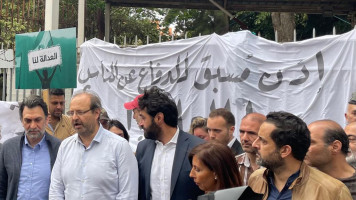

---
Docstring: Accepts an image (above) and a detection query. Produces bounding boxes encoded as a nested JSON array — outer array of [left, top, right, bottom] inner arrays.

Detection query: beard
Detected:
[[25, 128, 45, 141], [143, 119, 162, 141], [346, 152, 356, 167], [257, 149, 284, 171]]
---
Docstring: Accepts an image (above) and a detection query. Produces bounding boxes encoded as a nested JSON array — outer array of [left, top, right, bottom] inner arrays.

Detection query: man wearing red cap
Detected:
[[124, 94, 144, 128]]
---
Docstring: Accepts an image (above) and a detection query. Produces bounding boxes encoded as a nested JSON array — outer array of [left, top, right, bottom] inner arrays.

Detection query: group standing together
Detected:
[[0, 87, 355, 200]]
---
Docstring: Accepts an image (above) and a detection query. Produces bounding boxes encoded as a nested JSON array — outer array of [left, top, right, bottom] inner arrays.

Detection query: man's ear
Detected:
[[94, 108, 101, 120], [155, 112, 164, 124], [229, 126, 235, 136], [331, 140, 342, 154], [280, 145, 292, 158]]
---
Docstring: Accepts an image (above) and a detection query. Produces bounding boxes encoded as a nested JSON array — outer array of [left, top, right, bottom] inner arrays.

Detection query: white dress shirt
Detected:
[[228, 136, 237, 148], [49, 125, 138, 200], [150, 129, 179, 200]]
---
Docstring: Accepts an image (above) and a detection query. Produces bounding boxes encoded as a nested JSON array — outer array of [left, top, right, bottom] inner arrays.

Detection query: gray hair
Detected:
[[72, 89, 102, 111]]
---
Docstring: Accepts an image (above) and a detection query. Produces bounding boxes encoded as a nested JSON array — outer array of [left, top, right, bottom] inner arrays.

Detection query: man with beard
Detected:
[[305, 120, 356, 199], [0, 95, 61, 200], [248, 111, 352, 200], [207, 108, 243, 156], [49, 90, 138, 200], [46, 89, 75, 140], [345, 122, 356, 167], [136, 86, 204, 200], [235, 112, 265, 185]]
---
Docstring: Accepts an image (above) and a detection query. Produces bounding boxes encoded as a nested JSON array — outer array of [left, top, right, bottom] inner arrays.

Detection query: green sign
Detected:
[[15, 27, 77, 89]]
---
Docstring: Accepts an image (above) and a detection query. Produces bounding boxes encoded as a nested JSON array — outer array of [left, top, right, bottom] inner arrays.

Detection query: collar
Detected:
[[263, 161, 306, 189], [268, 169, 300, 189], [24, 132, 46, 148], [155, 128, 179, 146], [242, 153, 251, 167], [227, 136, 237, 148], [75, 124, 104, 145]]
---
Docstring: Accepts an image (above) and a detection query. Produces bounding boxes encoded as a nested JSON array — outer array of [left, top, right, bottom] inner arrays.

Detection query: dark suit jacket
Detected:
[[231, 139, 244, 156], [0, 132, 61, 200], [136, 130, 205, 200]]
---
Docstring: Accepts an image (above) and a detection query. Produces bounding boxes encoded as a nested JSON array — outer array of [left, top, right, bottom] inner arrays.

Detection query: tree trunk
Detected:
[[271, 12, 295, 42]]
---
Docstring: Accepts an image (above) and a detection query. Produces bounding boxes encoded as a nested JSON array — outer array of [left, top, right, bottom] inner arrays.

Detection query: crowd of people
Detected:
[[0, 87, 355, 200]]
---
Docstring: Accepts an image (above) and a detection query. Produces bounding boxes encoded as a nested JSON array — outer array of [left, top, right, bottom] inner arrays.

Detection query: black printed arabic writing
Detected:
[[78, 51, 325, 93]]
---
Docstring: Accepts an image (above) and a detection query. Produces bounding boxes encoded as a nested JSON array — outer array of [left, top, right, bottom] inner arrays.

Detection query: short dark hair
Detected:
[[319, 120, 349, 156], [19, 95, 48, 119], [138, 86, 178, 127], [209, 108, 235, 127], [189, 141, 242, 190], [49, 89, 65, 96], [109, 119, 130, 141], [265, 111, 310, 161]]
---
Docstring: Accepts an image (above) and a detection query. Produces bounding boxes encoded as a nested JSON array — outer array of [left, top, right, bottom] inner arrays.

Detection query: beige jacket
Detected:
[[46, 114, 75, 141], [248, 162, 352, 200]]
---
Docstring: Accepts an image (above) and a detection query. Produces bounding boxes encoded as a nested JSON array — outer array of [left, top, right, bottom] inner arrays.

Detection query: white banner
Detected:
[[76, 30, 356, 150], [0, 49, 14, 68], [0, 101, 24, 143]]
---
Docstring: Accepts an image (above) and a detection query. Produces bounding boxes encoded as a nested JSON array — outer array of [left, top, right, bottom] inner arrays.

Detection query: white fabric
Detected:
[[68, 30, 356, 150], [0, 101, 24, 143], [150, 128, 179, 200], [228, 136, 237, 148]]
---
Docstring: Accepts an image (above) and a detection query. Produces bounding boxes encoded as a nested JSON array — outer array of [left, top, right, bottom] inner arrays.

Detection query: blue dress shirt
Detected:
[[267, 170, 300, 200], [17, 135, 51, 200]]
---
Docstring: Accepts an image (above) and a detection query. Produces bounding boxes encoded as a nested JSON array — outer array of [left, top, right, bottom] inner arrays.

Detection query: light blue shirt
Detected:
[[18, 134, 51, 200], [49, 125, 138, 200]]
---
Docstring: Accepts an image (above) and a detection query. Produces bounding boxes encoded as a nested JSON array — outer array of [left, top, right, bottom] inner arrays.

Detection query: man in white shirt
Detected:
[[136, 86, 204, 200], [49, 90, 138, 200], [207, 108, 243, 156]]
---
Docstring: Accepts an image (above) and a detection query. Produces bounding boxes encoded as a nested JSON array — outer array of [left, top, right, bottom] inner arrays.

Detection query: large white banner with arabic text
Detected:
[[76, 30, 356, 150]]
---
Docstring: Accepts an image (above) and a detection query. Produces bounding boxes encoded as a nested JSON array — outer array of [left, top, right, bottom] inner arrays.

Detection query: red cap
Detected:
[[124, 94, 143, 110]]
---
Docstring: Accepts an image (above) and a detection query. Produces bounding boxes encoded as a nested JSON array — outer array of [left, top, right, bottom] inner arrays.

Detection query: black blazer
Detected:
[[231, 139, 244, 156], [136, 130, 205, 200]]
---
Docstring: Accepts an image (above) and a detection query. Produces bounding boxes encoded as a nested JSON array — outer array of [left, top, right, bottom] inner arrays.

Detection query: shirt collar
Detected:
[[242, 153, 251, 167], [155, 128, 179, 145], [24, 132, 46, 148], [268, 170, 300, 188], [227, 136, 237, 148], [92, 124, 104, 143], [75, 124, 104, 144]]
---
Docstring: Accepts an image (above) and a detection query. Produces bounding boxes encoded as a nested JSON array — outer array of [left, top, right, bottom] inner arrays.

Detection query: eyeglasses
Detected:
[[66, 109, 92, 117], [349, 135, 356, 144]]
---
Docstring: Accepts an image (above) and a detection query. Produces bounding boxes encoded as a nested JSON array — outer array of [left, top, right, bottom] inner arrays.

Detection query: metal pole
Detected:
[[78, 0, 86, 47], [9, 68, 13, 101], [44, 0, 59, 30], [2, 69, 6, 100], [105, 2, 111, 42]]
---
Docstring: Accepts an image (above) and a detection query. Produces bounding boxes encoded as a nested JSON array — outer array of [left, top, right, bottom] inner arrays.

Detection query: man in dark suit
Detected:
[[0, 95, 61, 200], [207, 108, 243, 156], [136, 86, 204, 200]]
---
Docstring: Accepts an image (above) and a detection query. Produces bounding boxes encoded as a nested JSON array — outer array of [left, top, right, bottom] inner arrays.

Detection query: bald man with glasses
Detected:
[[49, 90, 138, 200]]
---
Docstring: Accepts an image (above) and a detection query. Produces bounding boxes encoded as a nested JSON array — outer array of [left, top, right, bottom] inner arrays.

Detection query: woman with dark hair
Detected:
[[189, 141, 242, 193], [108, 119, 130, 141]]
